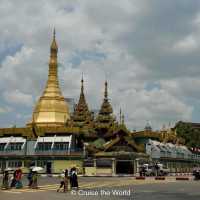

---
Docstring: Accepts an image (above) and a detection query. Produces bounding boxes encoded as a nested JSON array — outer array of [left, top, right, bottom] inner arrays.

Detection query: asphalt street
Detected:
[[0, 176, 200, 200]]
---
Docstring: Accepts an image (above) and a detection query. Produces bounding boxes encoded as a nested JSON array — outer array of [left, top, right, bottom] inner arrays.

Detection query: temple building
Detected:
[[0, 30, 200, 175]]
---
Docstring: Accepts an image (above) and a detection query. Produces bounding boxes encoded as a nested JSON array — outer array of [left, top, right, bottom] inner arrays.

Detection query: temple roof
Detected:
[[95, 81, 115, 129], [72, 77, 93, 127]]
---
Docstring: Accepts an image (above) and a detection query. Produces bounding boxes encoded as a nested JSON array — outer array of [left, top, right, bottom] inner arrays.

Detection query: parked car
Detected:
[[139, 163, 170, 176], [157, 164, 170, 176], [139, 164, 155, 176]]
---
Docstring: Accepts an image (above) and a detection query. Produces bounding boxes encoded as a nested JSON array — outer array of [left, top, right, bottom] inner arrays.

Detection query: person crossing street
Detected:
[[57, 169, 69, 192]]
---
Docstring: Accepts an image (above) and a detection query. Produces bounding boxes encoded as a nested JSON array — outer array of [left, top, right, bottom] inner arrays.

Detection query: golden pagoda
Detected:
[[27, 29, 70, 127], [71, 76, 93, 128]]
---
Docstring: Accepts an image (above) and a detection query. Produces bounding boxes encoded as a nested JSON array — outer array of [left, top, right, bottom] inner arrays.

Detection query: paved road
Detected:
[[1, 176, 200, 200]]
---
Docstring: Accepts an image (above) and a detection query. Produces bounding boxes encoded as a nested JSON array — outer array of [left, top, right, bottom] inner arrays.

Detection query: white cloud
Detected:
[[0, 106, 12, 114], [113, 87, 193, 130], [0, 0, 199, 129], [160, 77, 200, 100], [3, 90, 33, 107], [173, 35, 198, 53]]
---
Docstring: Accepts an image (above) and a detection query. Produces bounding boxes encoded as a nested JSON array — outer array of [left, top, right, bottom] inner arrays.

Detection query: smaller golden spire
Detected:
[[72, 75, 93, 127], [81, 73, 84, 94], [104, 81, 108, 100], [119, 108, 122, 124], [95, 80, 115, 131], [122, 114, 125, 125]]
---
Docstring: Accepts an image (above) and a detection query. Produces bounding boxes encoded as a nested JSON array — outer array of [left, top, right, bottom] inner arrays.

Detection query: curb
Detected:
[[176, 177, 189, 180], [136, 176, 145, 180], [155, 177, 165, 180]]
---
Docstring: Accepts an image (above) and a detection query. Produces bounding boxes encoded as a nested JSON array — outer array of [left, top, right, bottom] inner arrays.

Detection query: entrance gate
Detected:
[[116, 160, 134, 174]]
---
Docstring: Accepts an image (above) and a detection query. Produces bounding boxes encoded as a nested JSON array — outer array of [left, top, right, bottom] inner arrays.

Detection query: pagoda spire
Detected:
[[119, 108, 122, 124], [104, 81, 108, 100], [27, 29, 70, 127], [98, 81, 113, 115], [43, 29, 60, 97], [122, 114, 125, 125], [81, 73, 84, 95], [51, 28, 57, 51], [72, 75, 93, 127], [78, 74, 87, 106], [53, 28, 56, 39], [95, 81, 115, 132]]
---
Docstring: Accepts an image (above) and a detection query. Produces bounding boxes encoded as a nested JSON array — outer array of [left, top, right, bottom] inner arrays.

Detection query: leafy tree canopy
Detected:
[[175, 121, 200, 147]]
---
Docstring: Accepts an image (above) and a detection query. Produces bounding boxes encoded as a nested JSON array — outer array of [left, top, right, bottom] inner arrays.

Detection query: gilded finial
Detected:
[[81, 73, 84, 94], [119, 108, 122, 124], [122, 114, 125, 125], [104, 81, 108, 100], [53, 28, 56, 40], [51, 28, 58, 51]]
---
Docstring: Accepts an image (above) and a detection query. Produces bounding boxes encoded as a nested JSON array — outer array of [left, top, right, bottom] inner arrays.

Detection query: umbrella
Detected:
[[32, 166, 43, 172]]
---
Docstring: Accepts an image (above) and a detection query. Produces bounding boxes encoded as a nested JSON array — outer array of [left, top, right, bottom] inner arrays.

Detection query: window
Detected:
[[9, 143, 23, 151], [37, 142, 52, 151], [54, 142, 69, 151], [0, 143, 6, 151], [8, 161, 22, 168]]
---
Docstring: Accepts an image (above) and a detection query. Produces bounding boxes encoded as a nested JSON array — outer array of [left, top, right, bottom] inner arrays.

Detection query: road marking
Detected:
[[39, 184, 59, 187], [2, 190, 22, 194], [1, 179, 177, 194]]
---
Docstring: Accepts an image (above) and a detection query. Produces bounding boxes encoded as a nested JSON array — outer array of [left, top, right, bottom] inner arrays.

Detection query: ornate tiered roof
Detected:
[[71, 77, 93, 128], [95, 81, 116, 131]]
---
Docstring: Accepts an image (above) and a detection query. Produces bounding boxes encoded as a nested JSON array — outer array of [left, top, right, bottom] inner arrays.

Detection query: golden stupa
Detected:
[[27, 29, 70, 127]]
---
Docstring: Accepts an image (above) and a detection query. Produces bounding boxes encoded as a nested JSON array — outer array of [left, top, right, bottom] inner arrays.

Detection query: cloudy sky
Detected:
[[0, 0, 200, 130]]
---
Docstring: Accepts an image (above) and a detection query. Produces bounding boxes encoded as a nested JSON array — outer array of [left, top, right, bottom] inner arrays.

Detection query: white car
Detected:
[[140, 164, 155, 176], [140, 163, 170, 176], [157, 164, 170, 176]]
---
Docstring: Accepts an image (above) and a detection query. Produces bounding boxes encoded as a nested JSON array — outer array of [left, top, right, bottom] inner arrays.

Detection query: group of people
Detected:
[[57, 167, 78, 193], [1, 168, 23, 190], [1, 167, 79, 192], [1, 168, 38, 190]]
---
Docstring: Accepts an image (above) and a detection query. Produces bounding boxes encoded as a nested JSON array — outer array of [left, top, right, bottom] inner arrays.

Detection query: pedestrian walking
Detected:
[[15, 168, 23, 189], [57, 169, 68, 192], [31, 171, 38, 189], [155, 163, 160, 176], [70, 167, 78, 190], [1, 170, 9, 190], [27, 169, 33, 187]]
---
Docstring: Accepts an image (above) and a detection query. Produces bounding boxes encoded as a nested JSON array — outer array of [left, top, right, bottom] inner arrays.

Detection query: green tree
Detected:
[[175, 122, 200, 147]]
